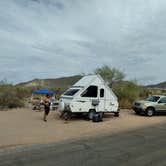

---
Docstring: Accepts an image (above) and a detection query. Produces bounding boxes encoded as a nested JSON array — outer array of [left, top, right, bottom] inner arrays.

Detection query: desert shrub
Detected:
[[118, 98, 132, 109], [113, 81, 146, 109], [0, 85, 28, 109], [0, 83, 65, 109], [94, 65, 151, 109]]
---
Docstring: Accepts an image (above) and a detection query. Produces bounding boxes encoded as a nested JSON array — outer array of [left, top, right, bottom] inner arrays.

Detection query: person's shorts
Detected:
[[44, 106, 50, 115]]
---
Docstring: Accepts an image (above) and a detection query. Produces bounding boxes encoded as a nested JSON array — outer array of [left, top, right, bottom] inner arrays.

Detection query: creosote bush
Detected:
[[0, 84, 61, 110], [0, 85, 30, 109], [113, 81, 146, 109], [95, 66, 151, 109]]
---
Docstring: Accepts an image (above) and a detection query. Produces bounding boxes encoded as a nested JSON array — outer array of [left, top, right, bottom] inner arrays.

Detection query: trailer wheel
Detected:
[[114, 112, 119, 117], [88, 110, 96, 120]]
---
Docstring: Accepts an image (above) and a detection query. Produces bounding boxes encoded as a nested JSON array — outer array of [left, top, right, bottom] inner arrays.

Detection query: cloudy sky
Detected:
[[0, 0, 166, 85]]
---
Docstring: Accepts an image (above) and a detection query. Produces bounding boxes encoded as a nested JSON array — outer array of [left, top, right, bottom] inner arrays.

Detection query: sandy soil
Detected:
[[0, 108, 165, 148]]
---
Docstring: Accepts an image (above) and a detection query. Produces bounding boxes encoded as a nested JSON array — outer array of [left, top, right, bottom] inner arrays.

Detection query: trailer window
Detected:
[[81, 86, 98, 97], [64, 89, 79, 96], [100, 89, 104, 98]]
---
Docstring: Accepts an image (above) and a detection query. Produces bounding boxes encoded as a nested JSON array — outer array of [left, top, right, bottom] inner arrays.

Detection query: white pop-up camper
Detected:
[[58, 75, 119, 119]]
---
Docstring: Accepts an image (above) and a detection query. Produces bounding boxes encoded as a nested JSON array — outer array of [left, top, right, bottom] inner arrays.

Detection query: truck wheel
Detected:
[[146, 108, 154, 117], [88, 110, 96, 120], [114, 112, 119, 117]]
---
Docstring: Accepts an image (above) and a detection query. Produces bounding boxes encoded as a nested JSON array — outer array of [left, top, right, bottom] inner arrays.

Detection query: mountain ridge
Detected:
[[16, 75, 82, 90], [16, 75, 166, 90], [146, 81, 166, 89]]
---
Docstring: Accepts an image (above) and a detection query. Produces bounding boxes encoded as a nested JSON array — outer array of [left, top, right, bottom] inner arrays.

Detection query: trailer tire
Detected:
[[88, 109, 96, 120], [114, 112, 119, 117]]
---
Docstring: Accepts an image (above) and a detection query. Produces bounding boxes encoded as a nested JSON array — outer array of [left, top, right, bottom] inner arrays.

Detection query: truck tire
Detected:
[[146, 108, 154, 117], [88, 110, 96, 120]]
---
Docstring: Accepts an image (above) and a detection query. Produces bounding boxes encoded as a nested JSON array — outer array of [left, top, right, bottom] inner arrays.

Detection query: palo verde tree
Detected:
[[94, 65, 125, 87]]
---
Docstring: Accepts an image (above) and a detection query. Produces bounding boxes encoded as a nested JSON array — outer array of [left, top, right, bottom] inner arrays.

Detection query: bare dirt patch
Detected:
[[0, 108, 165, 148]]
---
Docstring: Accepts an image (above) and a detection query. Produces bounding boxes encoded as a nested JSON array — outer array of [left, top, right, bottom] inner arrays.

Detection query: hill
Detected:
[[147, 81, 166, 90], [16, 75, 82, 90]]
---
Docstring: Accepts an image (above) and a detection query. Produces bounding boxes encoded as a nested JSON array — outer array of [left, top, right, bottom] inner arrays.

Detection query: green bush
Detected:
[[0, 84, 62, 109], [0, 85, 29, 109], [0, 78, 162, 110], [113, 81, 148, 109]]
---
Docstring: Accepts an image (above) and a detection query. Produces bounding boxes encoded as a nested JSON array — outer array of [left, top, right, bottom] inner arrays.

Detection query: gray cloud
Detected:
[[0, 0, 166, 84]]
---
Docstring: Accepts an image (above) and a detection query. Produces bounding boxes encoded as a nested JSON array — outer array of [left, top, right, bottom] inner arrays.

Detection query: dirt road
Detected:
[[0, 122, 166, 166], [0, 108, 165, 148]]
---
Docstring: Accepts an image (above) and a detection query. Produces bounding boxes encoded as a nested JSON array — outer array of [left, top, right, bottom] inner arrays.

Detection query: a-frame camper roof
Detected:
[[73, 75, 104, 87]]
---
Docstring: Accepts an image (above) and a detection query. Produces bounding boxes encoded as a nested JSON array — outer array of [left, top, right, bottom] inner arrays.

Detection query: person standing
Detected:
[[43, 94, 51, 122]]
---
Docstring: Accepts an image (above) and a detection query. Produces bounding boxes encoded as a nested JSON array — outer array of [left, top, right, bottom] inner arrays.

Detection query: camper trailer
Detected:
[[58, 75, 119, 119]]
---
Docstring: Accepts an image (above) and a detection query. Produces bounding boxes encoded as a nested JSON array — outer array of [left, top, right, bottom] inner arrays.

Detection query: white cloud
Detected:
[[0, 0, 166, 84]]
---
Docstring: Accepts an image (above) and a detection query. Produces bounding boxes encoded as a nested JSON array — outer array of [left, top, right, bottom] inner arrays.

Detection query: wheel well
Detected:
[[146, 106, 155, 112]]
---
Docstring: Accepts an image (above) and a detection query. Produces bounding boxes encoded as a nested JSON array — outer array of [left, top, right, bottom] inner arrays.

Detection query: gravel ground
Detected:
[[0, 108, 166, 148], [0, 122, 166, 166]]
